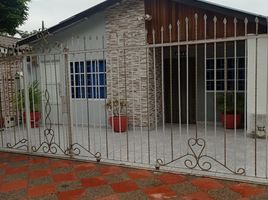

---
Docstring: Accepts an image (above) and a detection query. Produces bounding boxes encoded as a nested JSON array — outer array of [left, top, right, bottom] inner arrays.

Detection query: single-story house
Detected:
[[17, 0, 268, 134]]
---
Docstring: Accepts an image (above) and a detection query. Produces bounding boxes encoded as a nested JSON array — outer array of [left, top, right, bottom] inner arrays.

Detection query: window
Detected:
[[206, 58, 245, 92], [70, 60, 106, 99]]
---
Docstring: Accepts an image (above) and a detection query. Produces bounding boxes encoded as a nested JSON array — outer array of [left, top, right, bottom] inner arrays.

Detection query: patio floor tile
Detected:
[[143, 185, 177, 199], [53, 172, 77, 183], [57, 189, 85, 200], [157, 173, 186, 184], [191, 178, 224, 190], [127, 169, 153, 180], [99, 166, 124, 176], [29, 169, 51, 179], [28, 184, 56, 198], [81, 176, 108, 187], [0, 180, 27, 192], [230, 183, 265, 197], [111, 180, 139, 193], [5, 166, 28, 175], [182, 191, 215, 200]]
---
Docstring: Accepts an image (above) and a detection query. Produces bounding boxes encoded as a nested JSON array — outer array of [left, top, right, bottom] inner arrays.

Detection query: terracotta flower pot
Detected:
[[23, 112, 42, 128], [220, 113, 241, 129], [109, 116, 128, 133]]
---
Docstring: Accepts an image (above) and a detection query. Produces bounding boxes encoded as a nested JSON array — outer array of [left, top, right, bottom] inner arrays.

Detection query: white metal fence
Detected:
[[1, 15, 268, 183]]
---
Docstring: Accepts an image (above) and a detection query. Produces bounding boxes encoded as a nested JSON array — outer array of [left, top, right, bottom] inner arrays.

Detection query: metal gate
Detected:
[[1, 15, 268, 184]]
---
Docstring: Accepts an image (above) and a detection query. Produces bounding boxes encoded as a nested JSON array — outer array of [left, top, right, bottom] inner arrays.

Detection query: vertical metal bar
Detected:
[[83, 37, 91, 153], [213, 16, 217, 159], [161, 26, 166, 161], [102, 36, 108, 159], [53, 54, 61, 147], [36, 56, 42, 146], [234, 18, 238, 171], [169, 24, 174, 160], [223, 18, 227, 165], [145, 33, 151, 164], [194, 14, 198, 139], [97, 54, 102, 155], [204, 15, 208, 154], [266, 17, 268, 178], [152, 29, 158, 161], [123, 32, 129, 161], [22, 56, 31, 152], [177, 20, 182, 156], [64, 51, 74, 157], [131, 46, 136, 163], [254, 17, 259, 177], [139, 52, 143, 163], [90, 58, 96, 153], [244, 17, 248, 173], [117, 39, 122, 161], [186, 18, 189, 146]]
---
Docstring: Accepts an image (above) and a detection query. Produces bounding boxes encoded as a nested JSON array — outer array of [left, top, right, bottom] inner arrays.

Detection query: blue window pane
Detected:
[[207, 71, 214, 80], [70, 62, 74, 73], [216, 70, 224, 79], [81, 87, 85, 98], [87, 87, 92, 98], [227, 59, 234, 69], [75, 87, 81, 98], [99, 74, 106, 85], [238, 80, 245, 91], [217, 59, 224, 69], [81, 75, 85, 86], [71, 75, 74, 86], [99, 87, 106, 98], [86, 61, 91, 72], [87, 74, 92, 85], [227, 69, 234, 79], [75, 62, 80, 73], [238, 69, 245, 79], [75, 75, 80, 86], [207, 81, 214, 90], [227, 81, 234, 90], [98, 60, 106, 72], [207, 60, 214, 69], [80, 62, 84, 73], [216, 81, 224, 90], [71, 87, 74, 98]]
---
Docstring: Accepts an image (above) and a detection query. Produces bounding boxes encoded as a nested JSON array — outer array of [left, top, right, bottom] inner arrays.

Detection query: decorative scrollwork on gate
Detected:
[[7, 139, 28, 150], [65, 143, 102, 162], [156, 137, 245, 175], [31, 89, 66, 154]]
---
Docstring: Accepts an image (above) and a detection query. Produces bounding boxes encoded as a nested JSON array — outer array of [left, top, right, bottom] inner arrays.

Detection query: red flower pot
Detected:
[[220, 113, 241, 129], [109, 116, 128, 133], [23, 112, 42, 128]]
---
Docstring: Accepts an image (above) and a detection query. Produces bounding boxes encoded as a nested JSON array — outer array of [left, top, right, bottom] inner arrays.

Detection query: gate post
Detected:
[[22, 56, 32, 152], [63, 49, 74, 158]]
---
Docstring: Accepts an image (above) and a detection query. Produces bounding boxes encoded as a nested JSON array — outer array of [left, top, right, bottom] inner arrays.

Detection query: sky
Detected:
[[19, 0, 268, 32]]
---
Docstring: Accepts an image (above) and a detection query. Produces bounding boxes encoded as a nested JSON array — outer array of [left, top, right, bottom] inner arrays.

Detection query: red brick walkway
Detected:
[[0, 152, 267, 200]]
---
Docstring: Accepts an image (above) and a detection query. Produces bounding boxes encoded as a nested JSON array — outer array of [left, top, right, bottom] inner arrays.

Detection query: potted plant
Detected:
[[217, 93, 244, 129], [14, 80, 42, 128], [106, 99, 128, 133]]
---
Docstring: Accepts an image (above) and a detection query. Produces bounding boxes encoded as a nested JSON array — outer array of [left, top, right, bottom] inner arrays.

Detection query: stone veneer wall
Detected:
[[105, 0, 163, 127], [0, 57, 21, 119]]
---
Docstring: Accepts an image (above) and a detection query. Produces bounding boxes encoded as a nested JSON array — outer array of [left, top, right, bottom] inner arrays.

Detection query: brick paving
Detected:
[[0, 152, 267, 200]]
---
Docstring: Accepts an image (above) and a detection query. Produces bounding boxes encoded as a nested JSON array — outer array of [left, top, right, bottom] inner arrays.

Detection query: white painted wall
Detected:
[[247, 35, 268, 133], [31, 12, 106, 127]]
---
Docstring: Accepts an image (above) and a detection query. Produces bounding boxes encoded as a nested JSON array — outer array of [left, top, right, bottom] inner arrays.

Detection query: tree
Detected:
[[0, 0, 30, 35]]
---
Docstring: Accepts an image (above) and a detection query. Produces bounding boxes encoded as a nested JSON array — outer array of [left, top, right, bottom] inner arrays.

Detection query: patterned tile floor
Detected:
[[0, 152, 267, 200]]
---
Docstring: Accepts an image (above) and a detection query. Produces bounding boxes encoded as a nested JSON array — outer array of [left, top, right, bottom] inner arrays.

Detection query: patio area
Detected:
[[0, 151, 267, 200]]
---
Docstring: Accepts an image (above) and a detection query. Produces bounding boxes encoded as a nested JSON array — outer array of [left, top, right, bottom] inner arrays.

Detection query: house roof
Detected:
[[17, 0, 267, 46], [0, 35, 19, 48]]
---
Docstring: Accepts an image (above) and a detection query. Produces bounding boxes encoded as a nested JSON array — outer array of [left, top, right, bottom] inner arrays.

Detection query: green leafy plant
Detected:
[[14, 80, 42, 112], [106, 99, 127, 116], [217, 93, 244, 114]]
